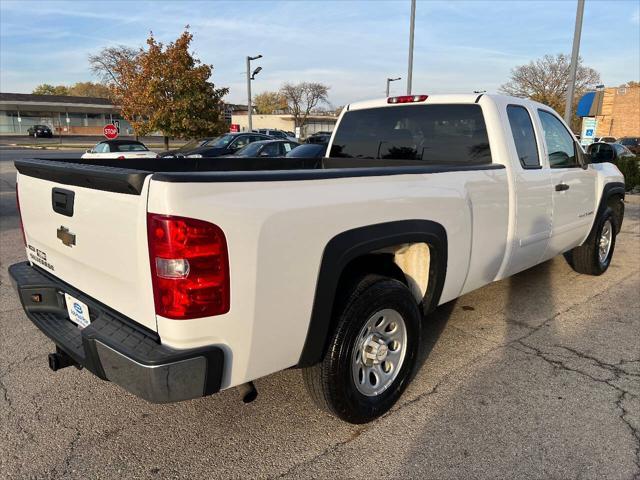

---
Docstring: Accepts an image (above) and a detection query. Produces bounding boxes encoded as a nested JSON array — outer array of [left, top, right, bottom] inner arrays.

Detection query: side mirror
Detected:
[[86, 149, 93, 154]]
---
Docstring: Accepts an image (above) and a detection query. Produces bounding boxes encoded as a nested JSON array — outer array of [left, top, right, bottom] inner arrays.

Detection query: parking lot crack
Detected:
[[616, 392, 640, 479]]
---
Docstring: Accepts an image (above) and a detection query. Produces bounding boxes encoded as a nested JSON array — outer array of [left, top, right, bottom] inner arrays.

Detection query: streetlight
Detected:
[[407, 0, 416, 95], [246, 54, 262, 132], [386, 77, 402, 97], [564, 0, 585, 124]]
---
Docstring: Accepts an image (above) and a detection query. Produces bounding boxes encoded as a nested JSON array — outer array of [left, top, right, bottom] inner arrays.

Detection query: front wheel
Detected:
[[303, 275, 420, 424], [566, 207, 617, 275]]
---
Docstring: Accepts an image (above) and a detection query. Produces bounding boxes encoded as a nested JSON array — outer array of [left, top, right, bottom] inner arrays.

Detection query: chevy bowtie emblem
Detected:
[[57, 226, 76, 247]]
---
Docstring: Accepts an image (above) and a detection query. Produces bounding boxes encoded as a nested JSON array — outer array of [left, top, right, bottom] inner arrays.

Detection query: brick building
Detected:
[[577, 85, 640, 140]]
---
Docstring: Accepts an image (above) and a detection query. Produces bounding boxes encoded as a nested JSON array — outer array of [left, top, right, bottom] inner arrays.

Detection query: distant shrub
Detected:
[[616, 156, 640, 191]]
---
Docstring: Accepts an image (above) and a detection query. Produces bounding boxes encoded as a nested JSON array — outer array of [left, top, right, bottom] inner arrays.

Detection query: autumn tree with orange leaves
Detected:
[[105, 29, 228, 149]]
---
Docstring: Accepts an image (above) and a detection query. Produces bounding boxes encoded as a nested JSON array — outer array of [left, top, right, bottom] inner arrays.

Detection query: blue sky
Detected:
[[1, 0, 638, 107]]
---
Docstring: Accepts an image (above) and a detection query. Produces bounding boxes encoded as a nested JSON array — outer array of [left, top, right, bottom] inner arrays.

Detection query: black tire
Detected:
[[303, 275, 420, 424], [566, 207, 617, 275]]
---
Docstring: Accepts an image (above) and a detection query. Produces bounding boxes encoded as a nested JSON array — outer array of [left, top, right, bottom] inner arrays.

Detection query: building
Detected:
[[0, 92, 133, 135], [231, 113, 337, 137], [577, 85, 640, 142]]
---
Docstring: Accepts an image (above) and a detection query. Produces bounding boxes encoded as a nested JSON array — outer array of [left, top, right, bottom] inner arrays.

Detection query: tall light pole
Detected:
[[407, 0, 416, 95], [564, 0, 585, 124], [386, 77, 402, 97], [246, 54, 262, 132]]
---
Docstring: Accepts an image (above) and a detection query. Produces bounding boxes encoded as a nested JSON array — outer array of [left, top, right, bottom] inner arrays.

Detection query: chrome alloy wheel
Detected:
[[598, 219, 613, 265], [351, 308, 408, 396]]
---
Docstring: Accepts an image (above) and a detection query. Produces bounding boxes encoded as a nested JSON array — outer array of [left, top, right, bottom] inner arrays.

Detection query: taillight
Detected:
[[147, 213, 230, 319], [117, 155, 126, 160], [387, 95, 428, 104], [16, 183, 26, 246]]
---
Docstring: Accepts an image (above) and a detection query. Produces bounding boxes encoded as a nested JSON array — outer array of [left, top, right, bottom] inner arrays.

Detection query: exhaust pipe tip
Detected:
[[237, 381, 258, 404]]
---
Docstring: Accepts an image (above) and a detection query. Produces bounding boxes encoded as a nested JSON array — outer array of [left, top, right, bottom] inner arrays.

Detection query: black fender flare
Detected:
[[596, 181, 625, 233], [297, 220, 448, 367]]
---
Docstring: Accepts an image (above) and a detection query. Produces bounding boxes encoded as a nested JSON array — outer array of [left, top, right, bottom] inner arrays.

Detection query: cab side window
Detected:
[[538, 110, 579, 168], [507, 105, 540, 169], [94, 143, 109, 153]]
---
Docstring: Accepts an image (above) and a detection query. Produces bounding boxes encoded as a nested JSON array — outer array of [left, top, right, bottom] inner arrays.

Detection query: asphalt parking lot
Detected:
[[1, 148, 639, 479]]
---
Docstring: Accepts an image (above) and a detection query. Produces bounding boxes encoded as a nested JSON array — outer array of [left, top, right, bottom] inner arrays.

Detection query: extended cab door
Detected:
[[537, 109, 597, 258], [501, 104, 554, 277]]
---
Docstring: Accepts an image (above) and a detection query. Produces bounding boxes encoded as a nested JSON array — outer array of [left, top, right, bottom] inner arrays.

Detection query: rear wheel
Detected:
[[303, 275, 420, 424], [566, 207, 617, 275]]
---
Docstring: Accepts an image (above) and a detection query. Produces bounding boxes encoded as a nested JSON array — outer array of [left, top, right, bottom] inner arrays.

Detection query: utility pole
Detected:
[[386, 77, 402, 97], [246, 54, 262, 132], [564, 0, 585, 124], [407, 0, 416, 95]]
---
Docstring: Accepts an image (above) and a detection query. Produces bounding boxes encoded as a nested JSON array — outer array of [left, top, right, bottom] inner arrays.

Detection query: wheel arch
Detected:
[[597, 181, 625, 233], [297, 220, 448, 367]]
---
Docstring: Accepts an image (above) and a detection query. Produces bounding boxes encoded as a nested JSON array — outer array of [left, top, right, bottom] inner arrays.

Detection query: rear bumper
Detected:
[[8, 261, 224, 403]]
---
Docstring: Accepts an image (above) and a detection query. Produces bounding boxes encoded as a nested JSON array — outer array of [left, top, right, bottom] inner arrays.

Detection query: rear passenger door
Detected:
[[502, 104, 554, 277], [537, 110, 597, 257]]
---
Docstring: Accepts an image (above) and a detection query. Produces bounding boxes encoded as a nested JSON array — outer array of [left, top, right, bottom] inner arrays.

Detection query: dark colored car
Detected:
[[305, 133, 331, 145], [226, 139, 300, 158], [184, 133, 272, 158], [286, 143, 327, 158], [159, 138, 215, 158], [587, 142, 636, 163], [618, 137, 640, 155], [27, 124, 53, 138]]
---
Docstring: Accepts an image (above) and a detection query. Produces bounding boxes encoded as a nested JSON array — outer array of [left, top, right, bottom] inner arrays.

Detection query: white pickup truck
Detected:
[[10, 93, 625, 424]]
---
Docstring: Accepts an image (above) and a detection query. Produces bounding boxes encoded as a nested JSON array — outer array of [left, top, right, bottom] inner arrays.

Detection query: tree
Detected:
[[621, 81, 639, 88], [88, 45, 139, 86], [279, 82, 330, 128], [32, 84, 69, 95], [500, 53, 600, 130], [253, 91, 287, 114], [108, 29, 229, 149], [67, 82, 111, 98]]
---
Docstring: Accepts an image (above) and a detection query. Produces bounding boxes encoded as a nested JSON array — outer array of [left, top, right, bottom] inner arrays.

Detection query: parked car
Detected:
[[226, 139, 300, 158], [26, 125, 53, 138], [184, 133, 272, 158], [158, 138, 216, 158], [286, 143, 326, 158], [11, 93, 624, 424], [255, 129, 297, 142], [617, 137, 640, 155], [81, 140, 157, 160], [588, 142, 636, 163], [306, 133, 331, 144]]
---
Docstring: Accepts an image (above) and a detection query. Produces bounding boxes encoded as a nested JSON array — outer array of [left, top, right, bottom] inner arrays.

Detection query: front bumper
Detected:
[[8, 261, 224, 403]]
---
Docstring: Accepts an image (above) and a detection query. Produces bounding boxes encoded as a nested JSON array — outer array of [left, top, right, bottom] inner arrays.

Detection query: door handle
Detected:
[[555, 183, 570, 192]]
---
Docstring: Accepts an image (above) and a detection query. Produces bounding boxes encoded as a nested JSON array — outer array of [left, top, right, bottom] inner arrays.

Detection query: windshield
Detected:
[[620, 138, 638, 146], [204, 134, 236, 148], [179, 139, 204, 151], [234, 142, 263, 157]]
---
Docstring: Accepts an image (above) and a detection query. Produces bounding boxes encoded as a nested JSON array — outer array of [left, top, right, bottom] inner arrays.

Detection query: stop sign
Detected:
[[103, 124, 118, 139]]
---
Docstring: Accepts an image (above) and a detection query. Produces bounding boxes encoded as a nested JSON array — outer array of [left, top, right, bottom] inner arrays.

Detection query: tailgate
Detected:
[[15, 159, 157, 332]]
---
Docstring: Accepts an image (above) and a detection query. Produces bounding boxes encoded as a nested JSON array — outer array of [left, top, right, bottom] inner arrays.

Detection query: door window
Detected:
[[232, 136, 251, 149], [260, 143, 280, 157], [94, 143, 109, 153], [538, 110, 579, 168], [506, 105, 540, 168]]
